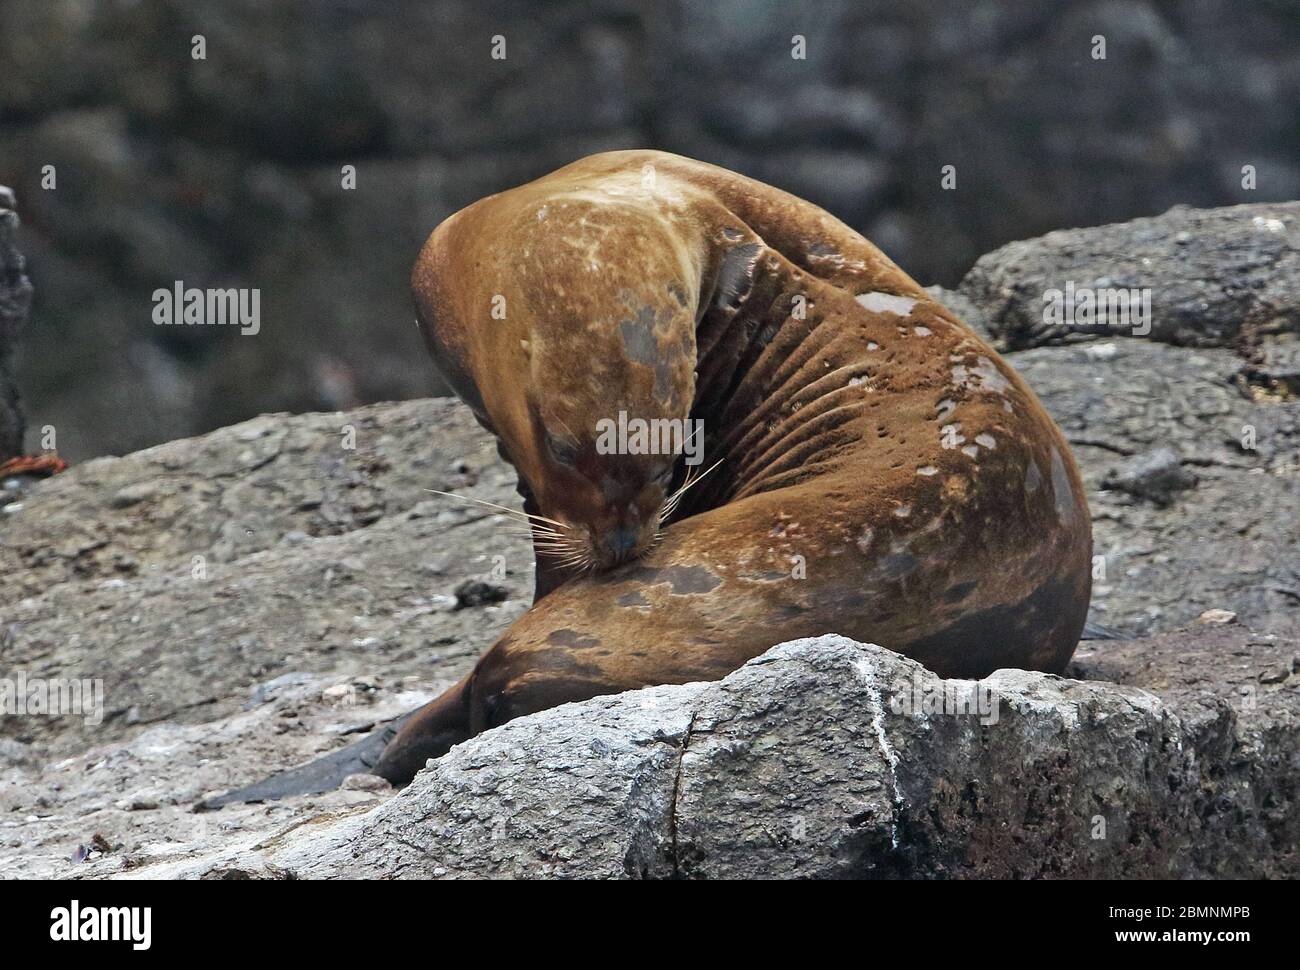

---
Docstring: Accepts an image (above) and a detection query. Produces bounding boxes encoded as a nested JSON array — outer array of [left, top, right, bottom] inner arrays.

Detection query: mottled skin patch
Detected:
[[739, 569, 791, 582], [618, 307, 659, 366], [546, 628, 602, 649], [626, 564, 723, 595], [618, 303, 677, 399], [377, 149, 1093, 784]]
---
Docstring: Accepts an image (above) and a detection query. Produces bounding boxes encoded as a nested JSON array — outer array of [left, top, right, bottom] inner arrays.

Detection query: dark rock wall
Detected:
[[1, 0, 1298, 459], [963, 202, 1300, 348], [0, 188, 31, 460]]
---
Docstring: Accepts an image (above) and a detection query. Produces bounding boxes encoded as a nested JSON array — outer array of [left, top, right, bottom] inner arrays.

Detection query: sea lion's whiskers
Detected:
[[533, 534, 581, 549], [423, 488, 572, 531], [551, 415, 580, 445], [539, 549, 585, 565], [552, 551, 591, 572], [528, 539, 577, 553], [509, 526, 569, 541], [661, 464, 699, 520], [524, 528, 570, 542], [661, 457, 724, 523], [524, 533, 586, 556]]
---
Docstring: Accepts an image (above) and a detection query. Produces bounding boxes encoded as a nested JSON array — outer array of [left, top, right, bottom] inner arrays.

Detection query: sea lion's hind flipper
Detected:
[[196, 714, 411, 811]]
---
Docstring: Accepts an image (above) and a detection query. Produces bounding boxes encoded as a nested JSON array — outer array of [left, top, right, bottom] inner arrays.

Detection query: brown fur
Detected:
[[376, 151, 1091, 782]]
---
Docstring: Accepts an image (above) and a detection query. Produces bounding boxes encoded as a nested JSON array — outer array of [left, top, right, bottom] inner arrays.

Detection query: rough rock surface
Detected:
[[0, 399, 531, 758], [960, 202, 1300, 348], [0, 186, 29, 460], [1100, 447, 1198, 505], [5, 1, 1299, 459], [8, 631, 1293, 880], [1254, 336, 1300, 393], [1010, 339, 1299, 636]]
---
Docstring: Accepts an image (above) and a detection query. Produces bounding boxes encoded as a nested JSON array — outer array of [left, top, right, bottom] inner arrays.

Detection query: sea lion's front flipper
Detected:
[[197, 715, 410, 810], [371, 673, 474, 784]]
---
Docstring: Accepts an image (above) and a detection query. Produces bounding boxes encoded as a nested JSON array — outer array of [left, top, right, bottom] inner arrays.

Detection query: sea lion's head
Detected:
[[415, 170, 719, 572], [511, 276, 703, 571]]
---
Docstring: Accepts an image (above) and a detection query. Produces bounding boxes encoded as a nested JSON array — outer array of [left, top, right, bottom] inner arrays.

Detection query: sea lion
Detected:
[[208, 150, 1092, 804], [368, 150, 1092, 782]]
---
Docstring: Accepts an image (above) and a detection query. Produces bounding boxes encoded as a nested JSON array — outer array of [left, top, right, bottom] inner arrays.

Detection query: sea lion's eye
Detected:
[[655, 466, 675, 488], [546, 433, 581, 466]]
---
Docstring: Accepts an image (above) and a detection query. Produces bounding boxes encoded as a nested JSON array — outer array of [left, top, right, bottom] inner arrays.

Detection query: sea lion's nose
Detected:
[[605, 526, 639, 560]]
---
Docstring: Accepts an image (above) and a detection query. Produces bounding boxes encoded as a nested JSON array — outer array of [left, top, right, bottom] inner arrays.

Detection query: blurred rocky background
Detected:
[[0, 189, 31, 460], [1, 0, 1298, 460]]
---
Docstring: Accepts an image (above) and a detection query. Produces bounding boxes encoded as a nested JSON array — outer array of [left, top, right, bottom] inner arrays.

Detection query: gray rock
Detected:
[[1100, 447, 1197, 505], [960, 202, 1300, 348], [0, 739, 34, 766], [93, 630, 1297, 879], [453, 579, 510, 609], [340, 772, 392, 793], [1247, 336, 1300, 397], [1011, 339, 1300, 637], [2, 334, 1296, 768], [0, 376, 1295, 877], [0, 398, 528, 758]]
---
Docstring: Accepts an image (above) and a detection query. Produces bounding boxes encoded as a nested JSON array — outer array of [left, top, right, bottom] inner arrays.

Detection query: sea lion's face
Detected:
[[525, 398, 679, 570], [505, 303, 697, 573], [468, 187, 703, 573]]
